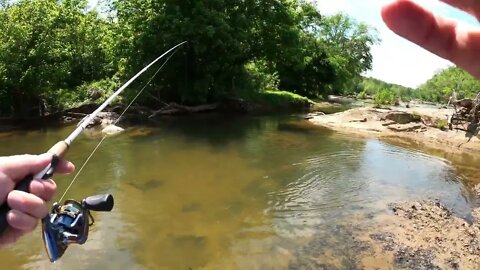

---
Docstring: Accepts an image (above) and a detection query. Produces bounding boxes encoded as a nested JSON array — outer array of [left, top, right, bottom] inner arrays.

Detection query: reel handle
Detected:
[[83, 194, 114, 212]]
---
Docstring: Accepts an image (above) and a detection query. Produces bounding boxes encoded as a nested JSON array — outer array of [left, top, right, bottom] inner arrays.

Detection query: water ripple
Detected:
[[268, 140, 468, 222], [270, 149, 368, 219]]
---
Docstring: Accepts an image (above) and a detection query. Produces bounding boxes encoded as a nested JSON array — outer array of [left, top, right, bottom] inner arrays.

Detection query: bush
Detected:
[[357, 91, 368, 99], [436, 120, 448, 130], [374, 89, 399, 106], [48, 79, 120, 111]]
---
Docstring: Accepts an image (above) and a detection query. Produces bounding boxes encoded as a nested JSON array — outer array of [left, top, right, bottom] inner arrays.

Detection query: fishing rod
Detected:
[[0, 41, 187, 262]]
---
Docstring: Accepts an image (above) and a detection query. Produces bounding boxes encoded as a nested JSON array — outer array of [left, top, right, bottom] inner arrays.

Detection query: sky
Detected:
[[314, 0, 480, 88]]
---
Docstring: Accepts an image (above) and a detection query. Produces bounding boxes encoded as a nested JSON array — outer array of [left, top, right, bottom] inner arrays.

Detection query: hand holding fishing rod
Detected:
[[0, 152, 74, 246], [0, 41, 186, 262]]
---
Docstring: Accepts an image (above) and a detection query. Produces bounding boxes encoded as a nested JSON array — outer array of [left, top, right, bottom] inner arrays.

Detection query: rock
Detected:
[[387, 123, 423, 132], [102, 124, 124, 135], [394, 247, 440, 269], [472, 208, 480, 226], [474, 184, 480, 197], [370, 232, 396, 251], [96, 111, 119, 126], [304, 112, 325, 120], [382, 111, 416, 124], [382, 120, 396, 126], [421, 115, 434, 127], [85, 116, 102, 128]]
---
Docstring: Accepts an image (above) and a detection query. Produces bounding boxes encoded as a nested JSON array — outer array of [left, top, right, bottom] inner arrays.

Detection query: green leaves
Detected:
[[317, 14, 379, 94], [0, 0, 379, 116], [0, 0, 114, 117], [416, 67, 480, 102], [358, 77, 413, 104]]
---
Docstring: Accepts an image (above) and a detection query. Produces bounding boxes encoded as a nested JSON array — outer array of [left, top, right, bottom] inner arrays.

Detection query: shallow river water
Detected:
[[0, 115, 478, 269]]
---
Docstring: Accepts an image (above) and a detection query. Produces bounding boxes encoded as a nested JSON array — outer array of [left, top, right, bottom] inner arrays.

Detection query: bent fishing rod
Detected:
[[0, 41, 187, 262]]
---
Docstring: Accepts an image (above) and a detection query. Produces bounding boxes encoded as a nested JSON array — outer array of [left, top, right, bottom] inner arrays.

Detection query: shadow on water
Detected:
[[145, 113, 335, 148], [0, 114, 478, 269]]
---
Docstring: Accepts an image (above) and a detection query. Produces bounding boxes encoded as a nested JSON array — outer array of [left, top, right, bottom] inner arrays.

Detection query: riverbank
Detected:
[[308, 106, 480, 268], [364, 199, 480, 269], [0, 91, 314, 133], [308, 106, 480, 154]]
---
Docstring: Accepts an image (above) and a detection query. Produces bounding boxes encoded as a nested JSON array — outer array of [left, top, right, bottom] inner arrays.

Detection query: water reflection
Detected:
[[0, 115, 476, 269]]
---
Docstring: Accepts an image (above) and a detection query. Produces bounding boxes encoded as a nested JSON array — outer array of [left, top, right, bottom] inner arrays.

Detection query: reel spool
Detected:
[[41, 194, 114, 262]]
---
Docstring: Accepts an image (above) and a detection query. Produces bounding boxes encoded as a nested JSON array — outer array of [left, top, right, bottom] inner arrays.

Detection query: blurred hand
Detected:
[[382, 0, 480, 78], [0, 154, 74, 246]]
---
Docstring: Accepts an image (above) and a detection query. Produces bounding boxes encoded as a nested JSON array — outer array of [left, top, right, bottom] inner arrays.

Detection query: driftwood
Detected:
[[448, 97, 473, 111], [149, 103, 219, 118], [448, 92, 480, 132], [65, 112, 88, 118]]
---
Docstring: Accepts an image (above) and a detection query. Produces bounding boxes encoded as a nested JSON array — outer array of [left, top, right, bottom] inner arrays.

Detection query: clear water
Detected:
[[0, 115, 476, 269]]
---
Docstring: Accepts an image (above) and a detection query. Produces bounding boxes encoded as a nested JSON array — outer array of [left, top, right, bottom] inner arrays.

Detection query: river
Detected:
[[0, 114, 478, 269]]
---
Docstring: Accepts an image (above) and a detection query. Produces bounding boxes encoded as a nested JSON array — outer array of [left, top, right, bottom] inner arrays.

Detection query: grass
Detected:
[[254, 90, 313, 106], [436, 120, 448, 130]]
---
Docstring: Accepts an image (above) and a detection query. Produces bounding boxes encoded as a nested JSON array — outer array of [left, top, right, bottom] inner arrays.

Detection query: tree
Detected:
[[0, 0, 113, 117], [416, 67, 480, 103], [110, 0, 371, 103], [0, 0, 380, 117], [356, 77, 413, 104], [317, 14, 379, 94]]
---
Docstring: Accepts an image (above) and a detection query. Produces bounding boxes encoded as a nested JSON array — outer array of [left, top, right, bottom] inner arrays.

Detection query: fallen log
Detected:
[[149, 103, 219, 117]]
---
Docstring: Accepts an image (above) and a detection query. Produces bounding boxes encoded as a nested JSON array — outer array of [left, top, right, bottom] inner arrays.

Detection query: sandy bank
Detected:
[[308, 106, 480, 154], [308, 106, 480, 268]]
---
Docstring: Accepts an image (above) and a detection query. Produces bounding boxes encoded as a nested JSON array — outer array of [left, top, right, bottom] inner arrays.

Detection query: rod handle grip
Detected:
[[48, 141, 69, 159]]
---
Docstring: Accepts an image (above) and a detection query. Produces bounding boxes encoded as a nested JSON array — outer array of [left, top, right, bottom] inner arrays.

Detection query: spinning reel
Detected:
[[41, 194, 114, 262]]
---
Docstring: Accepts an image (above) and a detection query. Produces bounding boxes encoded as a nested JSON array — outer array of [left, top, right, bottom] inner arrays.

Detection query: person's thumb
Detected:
[[0, 154, 52, 182]]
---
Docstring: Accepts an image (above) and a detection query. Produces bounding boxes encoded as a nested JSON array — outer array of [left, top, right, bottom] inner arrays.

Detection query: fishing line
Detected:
[[58, 48, 181, 202]]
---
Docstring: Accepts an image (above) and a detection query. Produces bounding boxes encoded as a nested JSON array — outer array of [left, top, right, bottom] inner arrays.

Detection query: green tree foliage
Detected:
[[0, 0, 378, 117], [317, 14, 379, 94], [357, 68, 480, 105], [357, 77, 413, 104], [0, 0, 113, 117], [415, 67, 480, 103], [258, 2, 335, 98], [373, 89, 398, 106], [111, 0, 378, 103]]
